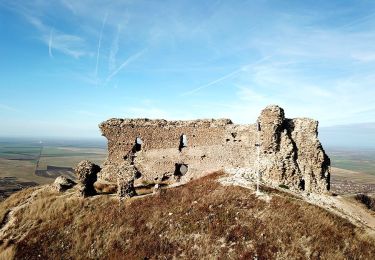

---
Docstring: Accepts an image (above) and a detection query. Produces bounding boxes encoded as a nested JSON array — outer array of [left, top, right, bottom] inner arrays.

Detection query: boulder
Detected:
[[52, 176, 76, 192]]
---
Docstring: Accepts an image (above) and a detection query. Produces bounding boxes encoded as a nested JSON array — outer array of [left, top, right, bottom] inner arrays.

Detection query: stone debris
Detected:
[[153, 183, 161, 194], [75, 160, 101, 197], [52, 176, 76, 192]]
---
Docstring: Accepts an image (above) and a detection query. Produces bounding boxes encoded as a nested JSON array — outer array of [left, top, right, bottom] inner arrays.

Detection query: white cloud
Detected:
[[42, 33, 88, 58], [3, 2, 91, 59]]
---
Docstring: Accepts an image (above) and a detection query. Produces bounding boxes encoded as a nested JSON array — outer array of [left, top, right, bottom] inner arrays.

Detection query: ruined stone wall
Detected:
[[257, 106, 330, 193], [97, 105, 330, 194], [99, 119, 257, 184]]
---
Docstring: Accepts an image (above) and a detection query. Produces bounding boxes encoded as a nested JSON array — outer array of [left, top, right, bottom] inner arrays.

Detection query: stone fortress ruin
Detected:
[[75, 105, 330, 198]]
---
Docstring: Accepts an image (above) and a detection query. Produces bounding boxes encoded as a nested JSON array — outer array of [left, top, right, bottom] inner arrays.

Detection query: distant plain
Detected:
[[1, 138, 375, 199], [327, 148, 375, 194], [0, 138, 107, 200]]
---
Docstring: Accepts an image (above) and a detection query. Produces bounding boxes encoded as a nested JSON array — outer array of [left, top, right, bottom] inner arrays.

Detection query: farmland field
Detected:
[[0, 138, 107, 200], [1, 138, 375, 199], [327, 148, 375, 194], [327, 148, 375, 176]]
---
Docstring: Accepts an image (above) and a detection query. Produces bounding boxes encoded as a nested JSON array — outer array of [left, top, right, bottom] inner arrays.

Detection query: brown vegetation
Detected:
[[0, 186, 39, 227], [355, 193, 375, 211], [1, 172, 375, 259], [0, 245, 15, 260]]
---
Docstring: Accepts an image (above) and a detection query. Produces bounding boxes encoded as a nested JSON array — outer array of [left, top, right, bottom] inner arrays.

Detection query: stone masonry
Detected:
[[96, 105, 330, 196]]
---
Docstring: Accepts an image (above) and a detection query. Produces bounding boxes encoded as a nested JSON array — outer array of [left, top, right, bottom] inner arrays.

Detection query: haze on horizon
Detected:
[[0, 0, 375, 143]]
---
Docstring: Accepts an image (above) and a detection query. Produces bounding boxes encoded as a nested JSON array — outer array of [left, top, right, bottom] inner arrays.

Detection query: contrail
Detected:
[[340, 12, 375, 30], [48, 29, 53, 58], [181, 55, 272, 96], [109, 25, 121, 72], [105, 49, 147, 83], [95, 12, 108, 77]]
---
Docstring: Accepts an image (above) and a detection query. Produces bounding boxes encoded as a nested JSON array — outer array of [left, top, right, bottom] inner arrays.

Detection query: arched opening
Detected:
[[134, 171, 142, 179], [299, 179, 305, 191], [134, 137, 142, 152], [179, 134, 187, 151]]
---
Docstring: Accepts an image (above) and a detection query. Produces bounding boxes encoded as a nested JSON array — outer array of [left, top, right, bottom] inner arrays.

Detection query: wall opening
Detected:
[[299, 179, 305, 190], [135, 171, 142, 179], [256, 121, 261, 131], [179, 134, 187, 151], [134, 137, 143, 152], [174, 163, 188, 178]]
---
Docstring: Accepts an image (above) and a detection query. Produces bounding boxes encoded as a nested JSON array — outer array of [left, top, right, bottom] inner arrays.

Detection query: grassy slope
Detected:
[[1, 172, 375, 259]]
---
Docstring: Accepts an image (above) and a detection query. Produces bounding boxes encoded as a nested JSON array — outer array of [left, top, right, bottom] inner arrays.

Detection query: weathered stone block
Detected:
[[52, 176, 76, 192], [75, 160, 101, 197]]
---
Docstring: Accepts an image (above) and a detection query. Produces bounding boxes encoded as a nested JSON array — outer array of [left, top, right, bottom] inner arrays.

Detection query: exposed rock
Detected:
[[75, 160, 101, 197], [52, 176, 76, 192], [258, 104, 285, 152], [100, 118, 232, 130], [115, 162, 136, 198], [288, 118, 330, 193], [99, 160, 137, 198], [117, 178, 136, 198], [257, 105, 330, 193]]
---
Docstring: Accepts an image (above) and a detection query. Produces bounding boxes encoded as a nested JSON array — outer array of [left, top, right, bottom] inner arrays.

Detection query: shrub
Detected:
[[279, 184, 289, 189], [355, 194, 375, 211]]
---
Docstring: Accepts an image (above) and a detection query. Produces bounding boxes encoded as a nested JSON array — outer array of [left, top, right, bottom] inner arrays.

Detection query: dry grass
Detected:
[[94, 180, 168, 196], [94, 182, 117, 194], [0, 186, 39, 227], [1, 172, 375, 259], [0, 245, 15, 260]]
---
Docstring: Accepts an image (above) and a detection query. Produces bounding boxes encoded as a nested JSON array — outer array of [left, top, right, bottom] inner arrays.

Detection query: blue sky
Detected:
[[1, 0, 375, 138]]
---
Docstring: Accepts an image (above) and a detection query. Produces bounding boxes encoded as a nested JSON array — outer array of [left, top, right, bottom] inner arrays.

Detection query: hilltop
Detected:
[[1, 105, 374, 259], [1, 172, 375, 259]]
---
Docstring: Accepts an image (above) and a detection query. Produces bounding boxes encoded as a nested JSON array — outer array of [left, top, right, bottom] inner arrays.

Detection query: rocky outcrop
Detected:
[[98, 144, 138, 198], [288, 118, 330, 193], [52, 176, 76, 192], [257, 105, 330, 193], [75, 160, 101, 197]]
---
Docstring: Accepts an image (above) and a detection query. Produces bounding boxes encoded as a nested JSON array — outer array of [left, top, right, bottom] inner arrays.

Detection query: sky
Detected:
[[0, 0, 375, 139]]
